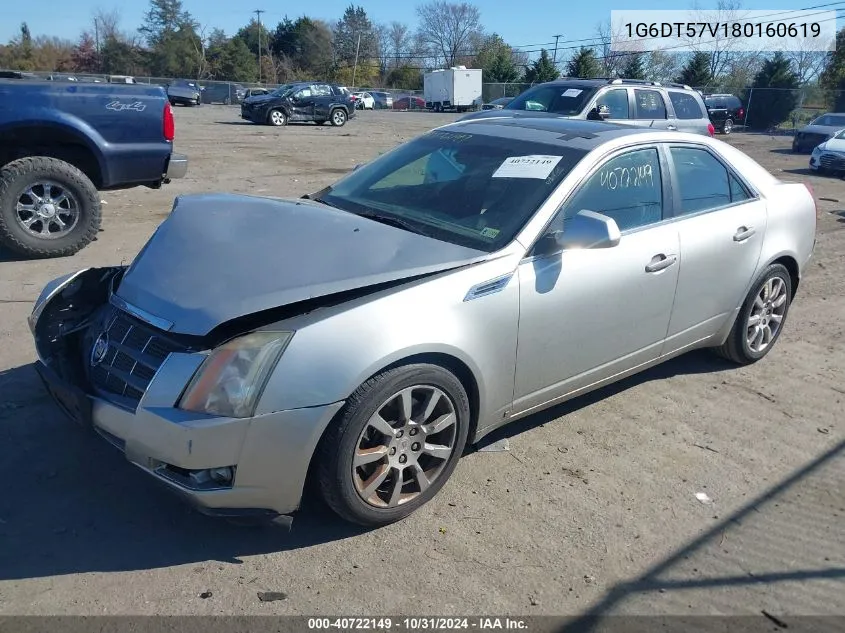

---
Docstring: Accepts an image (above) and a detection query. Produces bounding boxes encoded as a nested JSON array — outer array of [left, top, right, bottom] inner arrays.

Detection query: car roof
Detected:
[[445, 114, 662, 151]]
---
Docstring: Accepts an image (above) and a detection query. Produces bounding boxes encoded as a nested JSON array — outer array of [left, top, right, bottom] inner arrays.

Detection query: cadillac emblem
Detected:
[[90, 332, 110, 367]]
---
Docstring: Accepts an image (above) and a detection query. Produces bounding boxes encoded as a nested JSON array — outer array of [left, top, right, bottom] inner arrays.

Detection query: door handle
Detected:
[[667, 125, 678, 130], [733, 226, 756, 242], [645, 253, 677, 273]]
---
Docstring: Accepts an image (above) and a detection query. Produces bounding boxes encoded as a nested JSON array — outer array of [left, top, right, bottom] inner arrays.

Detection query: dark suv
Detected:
[[703, 93, 745, 134], [240, 82, 356, 127]]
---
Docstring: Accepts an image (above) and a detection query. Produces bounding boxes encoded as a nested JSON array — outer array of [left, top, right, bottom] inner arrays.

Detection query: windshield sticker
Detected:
[[480, 227, 500, 238], [562, 88, 583, 98], [599, 163, 654, 190], [492, 155, 563, 179]]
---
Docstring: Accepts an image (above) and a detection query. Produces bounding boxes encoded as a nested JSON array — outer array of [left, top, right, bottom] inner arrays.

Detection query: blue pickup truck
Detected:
[[0, 79, 188, 258]]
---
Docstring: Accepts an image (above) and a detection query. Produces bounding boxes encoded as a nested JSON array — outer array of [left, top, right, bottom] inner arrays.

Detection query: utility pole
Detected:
[[351, 33, 361, 89], [94, 18, 100, 73], [254, 9, 264, 83], [552, 34, 562, 65]]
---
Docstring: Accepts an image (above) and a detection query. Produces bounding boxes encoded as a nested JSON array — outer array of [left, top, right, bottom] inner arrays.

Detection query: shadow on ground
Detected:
[[1, 349, 842, 607]]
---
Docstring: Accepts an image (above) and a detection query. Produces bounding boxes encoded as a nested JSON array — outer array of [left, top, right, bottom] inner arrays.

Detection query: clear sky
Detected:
[[2, 0, 839, 58]]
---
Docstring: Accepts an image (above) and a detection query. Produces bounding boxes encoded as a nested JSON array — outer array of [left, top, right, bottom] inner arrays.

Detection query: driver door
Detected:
[[512, 146, 681, 415], [290, 86, 315, 121]]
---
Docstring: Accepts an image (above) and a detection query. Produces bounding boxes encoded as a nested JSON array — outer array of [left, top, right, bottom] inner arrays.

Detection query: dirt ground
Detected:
[[0, 107, 842, 619]]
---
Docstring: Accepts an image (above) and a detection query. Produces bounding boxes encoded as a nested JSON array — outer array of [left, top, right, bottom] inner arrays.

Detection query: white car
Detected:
[[353, 92, 375, 110], [809, 128, 845, 177]]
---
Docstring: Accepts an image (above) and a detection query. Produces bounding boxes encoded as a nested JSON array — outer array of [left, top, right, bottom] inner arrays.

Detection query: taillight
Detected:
[[738, 107, 744, 119], [707, 122, 715, 137], [163, 101, 175, 141]]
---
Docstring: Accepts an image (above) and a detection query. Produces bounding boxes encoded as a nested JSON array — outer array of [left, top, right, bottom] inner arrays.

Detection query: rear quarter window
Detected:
[[669, 91, 705, 120]]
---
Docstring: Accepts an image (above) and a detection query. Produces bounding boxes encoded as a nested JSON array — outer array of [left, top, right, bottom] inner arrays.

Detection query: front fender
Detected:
[[253, 258, 522, 430]]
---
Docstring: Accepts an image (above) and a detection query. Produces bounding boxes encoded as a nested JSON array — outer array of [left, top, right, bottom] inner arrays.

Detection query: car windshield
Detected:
[[506, 84, 598, 115], [834, 129, 845, 140], [271, 84, 295, 96], [813, 114, 845, 126], [313, 129, 586, 252]]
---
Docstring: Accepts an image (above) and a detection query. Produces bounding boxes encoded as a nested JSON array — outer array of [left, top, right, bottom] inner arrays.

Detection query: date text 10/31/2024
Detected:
[[307, 617, 529, 630]]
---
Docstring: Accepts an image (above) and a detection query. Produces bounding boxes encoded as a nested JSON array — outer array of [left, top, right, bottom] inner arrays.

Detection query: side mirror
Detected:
[[587, 106, 610, 121], [533, 210, 621, 256]]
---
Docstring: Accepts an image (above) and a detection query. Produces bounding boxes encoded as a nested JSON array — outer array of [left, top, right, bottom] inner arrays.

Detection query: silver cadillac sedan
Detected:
[[29, 115, 817, 528]]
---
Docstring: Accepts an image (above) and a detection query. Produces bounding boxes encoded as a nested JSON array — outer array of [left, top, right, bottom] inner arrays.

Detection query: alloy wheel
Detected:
[[352, 385, 457, 508], [332, 110, 346, 126], [15, 180, 81, 239], [746, 276, 788, 353]]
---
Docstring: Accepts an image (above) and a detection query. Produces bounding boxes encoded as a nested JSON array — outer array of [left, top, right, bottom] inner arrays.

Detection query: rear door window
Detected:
[[668, 91, 704, 119], [634, 89, 667, 119], [669, 146, 751, 215]]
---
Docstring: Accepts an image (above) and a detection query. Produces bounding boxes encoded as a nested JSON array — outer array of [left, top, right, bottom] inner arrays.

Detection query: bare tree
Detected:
[[686, 0, 749, 79], [93, 7, 122, 41], [415, 1, 482, 68], [387, 21, 410, 68], [642, 50, 681, 83], [594, 19, 631, 78], [787, 37, 829, 85]]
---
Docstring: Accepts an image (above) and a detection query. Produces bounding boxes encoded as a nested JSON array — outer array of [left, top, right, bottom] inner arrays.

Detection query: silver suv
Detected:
[[463, 78, 715, 137]]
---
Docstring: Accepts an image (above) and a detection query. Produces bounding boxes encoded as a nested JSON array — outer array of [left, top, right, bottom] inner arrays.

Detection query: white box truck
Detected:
[[424, 66, 483, 112]]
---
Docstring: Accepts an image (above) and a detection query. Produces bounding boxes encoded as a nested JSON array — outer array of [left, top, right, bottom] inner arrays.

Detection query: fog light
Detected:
[[210, 466, 234, 485]]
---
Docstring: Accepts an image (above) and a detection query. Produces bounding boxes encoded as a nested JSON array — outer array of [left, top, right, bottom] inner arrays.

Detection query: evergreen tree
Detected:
[[524, 49, 559, 83], [744, 52, 799, 129], [621, 53, 645, 80], [676, 52, 712, 88], [566, 47, 601, 79]]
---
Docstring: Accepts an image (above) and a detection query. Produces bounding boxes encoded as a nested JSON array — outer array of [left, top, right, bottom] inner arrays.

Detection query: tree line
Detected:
[[1, 0, 844, 128]]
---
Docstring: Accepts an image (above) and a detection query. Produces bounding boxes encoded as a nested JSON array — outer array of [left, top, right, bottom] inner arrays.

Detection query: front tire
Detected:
[[713, 263, 792, 365], [0, 156, 101, 259], [316, 364, 470, 527], [268, 109, 287, 127], [331, 108, 347, 127]]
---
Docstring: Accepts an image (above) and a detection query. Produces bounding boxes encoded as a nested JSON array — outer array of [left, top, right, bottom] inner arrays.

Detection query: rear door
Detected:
[[667, 90, 710, 134], [632, 88, 673, 130], [312, 84, 334, 121], [662, 144, 767, 351]]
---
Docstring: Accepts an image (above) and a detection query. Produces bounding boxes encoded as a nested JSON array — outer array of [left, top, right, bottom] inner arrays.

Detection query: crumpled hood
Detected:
[[115, 193, 488, 337]]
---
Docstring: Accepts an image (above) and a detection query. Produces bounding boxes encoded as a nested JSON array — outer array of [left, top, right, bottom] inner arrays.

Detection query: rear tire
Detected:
[[722, 118, 734, 134], [316, 364, 470, 527], [331, 108, 347, 127], [0, 156, 101, 259], [713, 263, 792, 365]]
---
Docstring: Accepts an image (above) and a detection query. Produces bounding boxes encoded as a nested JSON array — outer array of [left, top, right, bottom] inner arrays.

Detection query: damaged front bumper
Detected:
[[29, 268, 343, 527]]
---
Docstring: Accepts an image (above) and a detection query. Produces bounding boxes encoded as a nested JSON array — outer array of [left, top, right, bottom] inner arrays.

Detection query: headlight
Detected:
[[812, 146, 822, 155], [178, 331, 293, 418]]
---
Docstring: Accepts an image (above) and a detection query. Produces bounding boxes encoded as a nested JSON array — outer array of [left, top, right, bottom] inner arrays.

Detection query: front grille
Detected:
[[819, 153, 845, 171], [88, 309, 186, 409]]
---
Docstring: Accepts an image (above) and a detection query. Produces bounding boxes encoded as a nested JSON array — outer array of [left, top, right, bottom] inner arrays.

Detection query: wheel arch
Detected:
[[760, 252, 801, 299], [301, 349, 483, 507]]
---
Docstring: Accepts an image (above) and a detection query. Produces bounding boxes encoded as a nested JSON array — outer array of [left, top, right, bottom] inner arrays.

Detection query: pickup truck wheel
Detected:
[[0, 157, 101, 258], [268, 109, 287, 126], [331, 108, 347, 127]]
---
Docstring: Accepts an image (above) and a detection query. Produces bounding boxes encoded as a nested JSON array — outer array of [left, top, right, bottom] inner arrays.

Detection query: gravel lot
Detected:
[[0, 107, 843, 618]]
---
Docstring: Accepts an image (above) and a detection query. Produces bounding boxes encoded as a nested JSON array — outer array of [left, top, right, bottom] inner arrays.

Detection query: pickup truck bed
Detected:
[[0, 80, 188, 258]]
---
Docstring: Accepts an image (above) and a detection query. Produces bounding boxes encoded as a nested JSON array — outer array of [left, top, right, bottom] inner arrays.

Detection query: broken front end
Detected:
[[28, 267, 342, 528]]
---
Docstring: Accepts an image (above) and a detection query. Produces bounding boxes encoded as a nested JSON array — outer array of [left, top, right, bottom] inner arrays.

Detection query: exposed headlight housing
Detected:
[[812, 145, 822, 155], [178, 331, 293, 418]]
